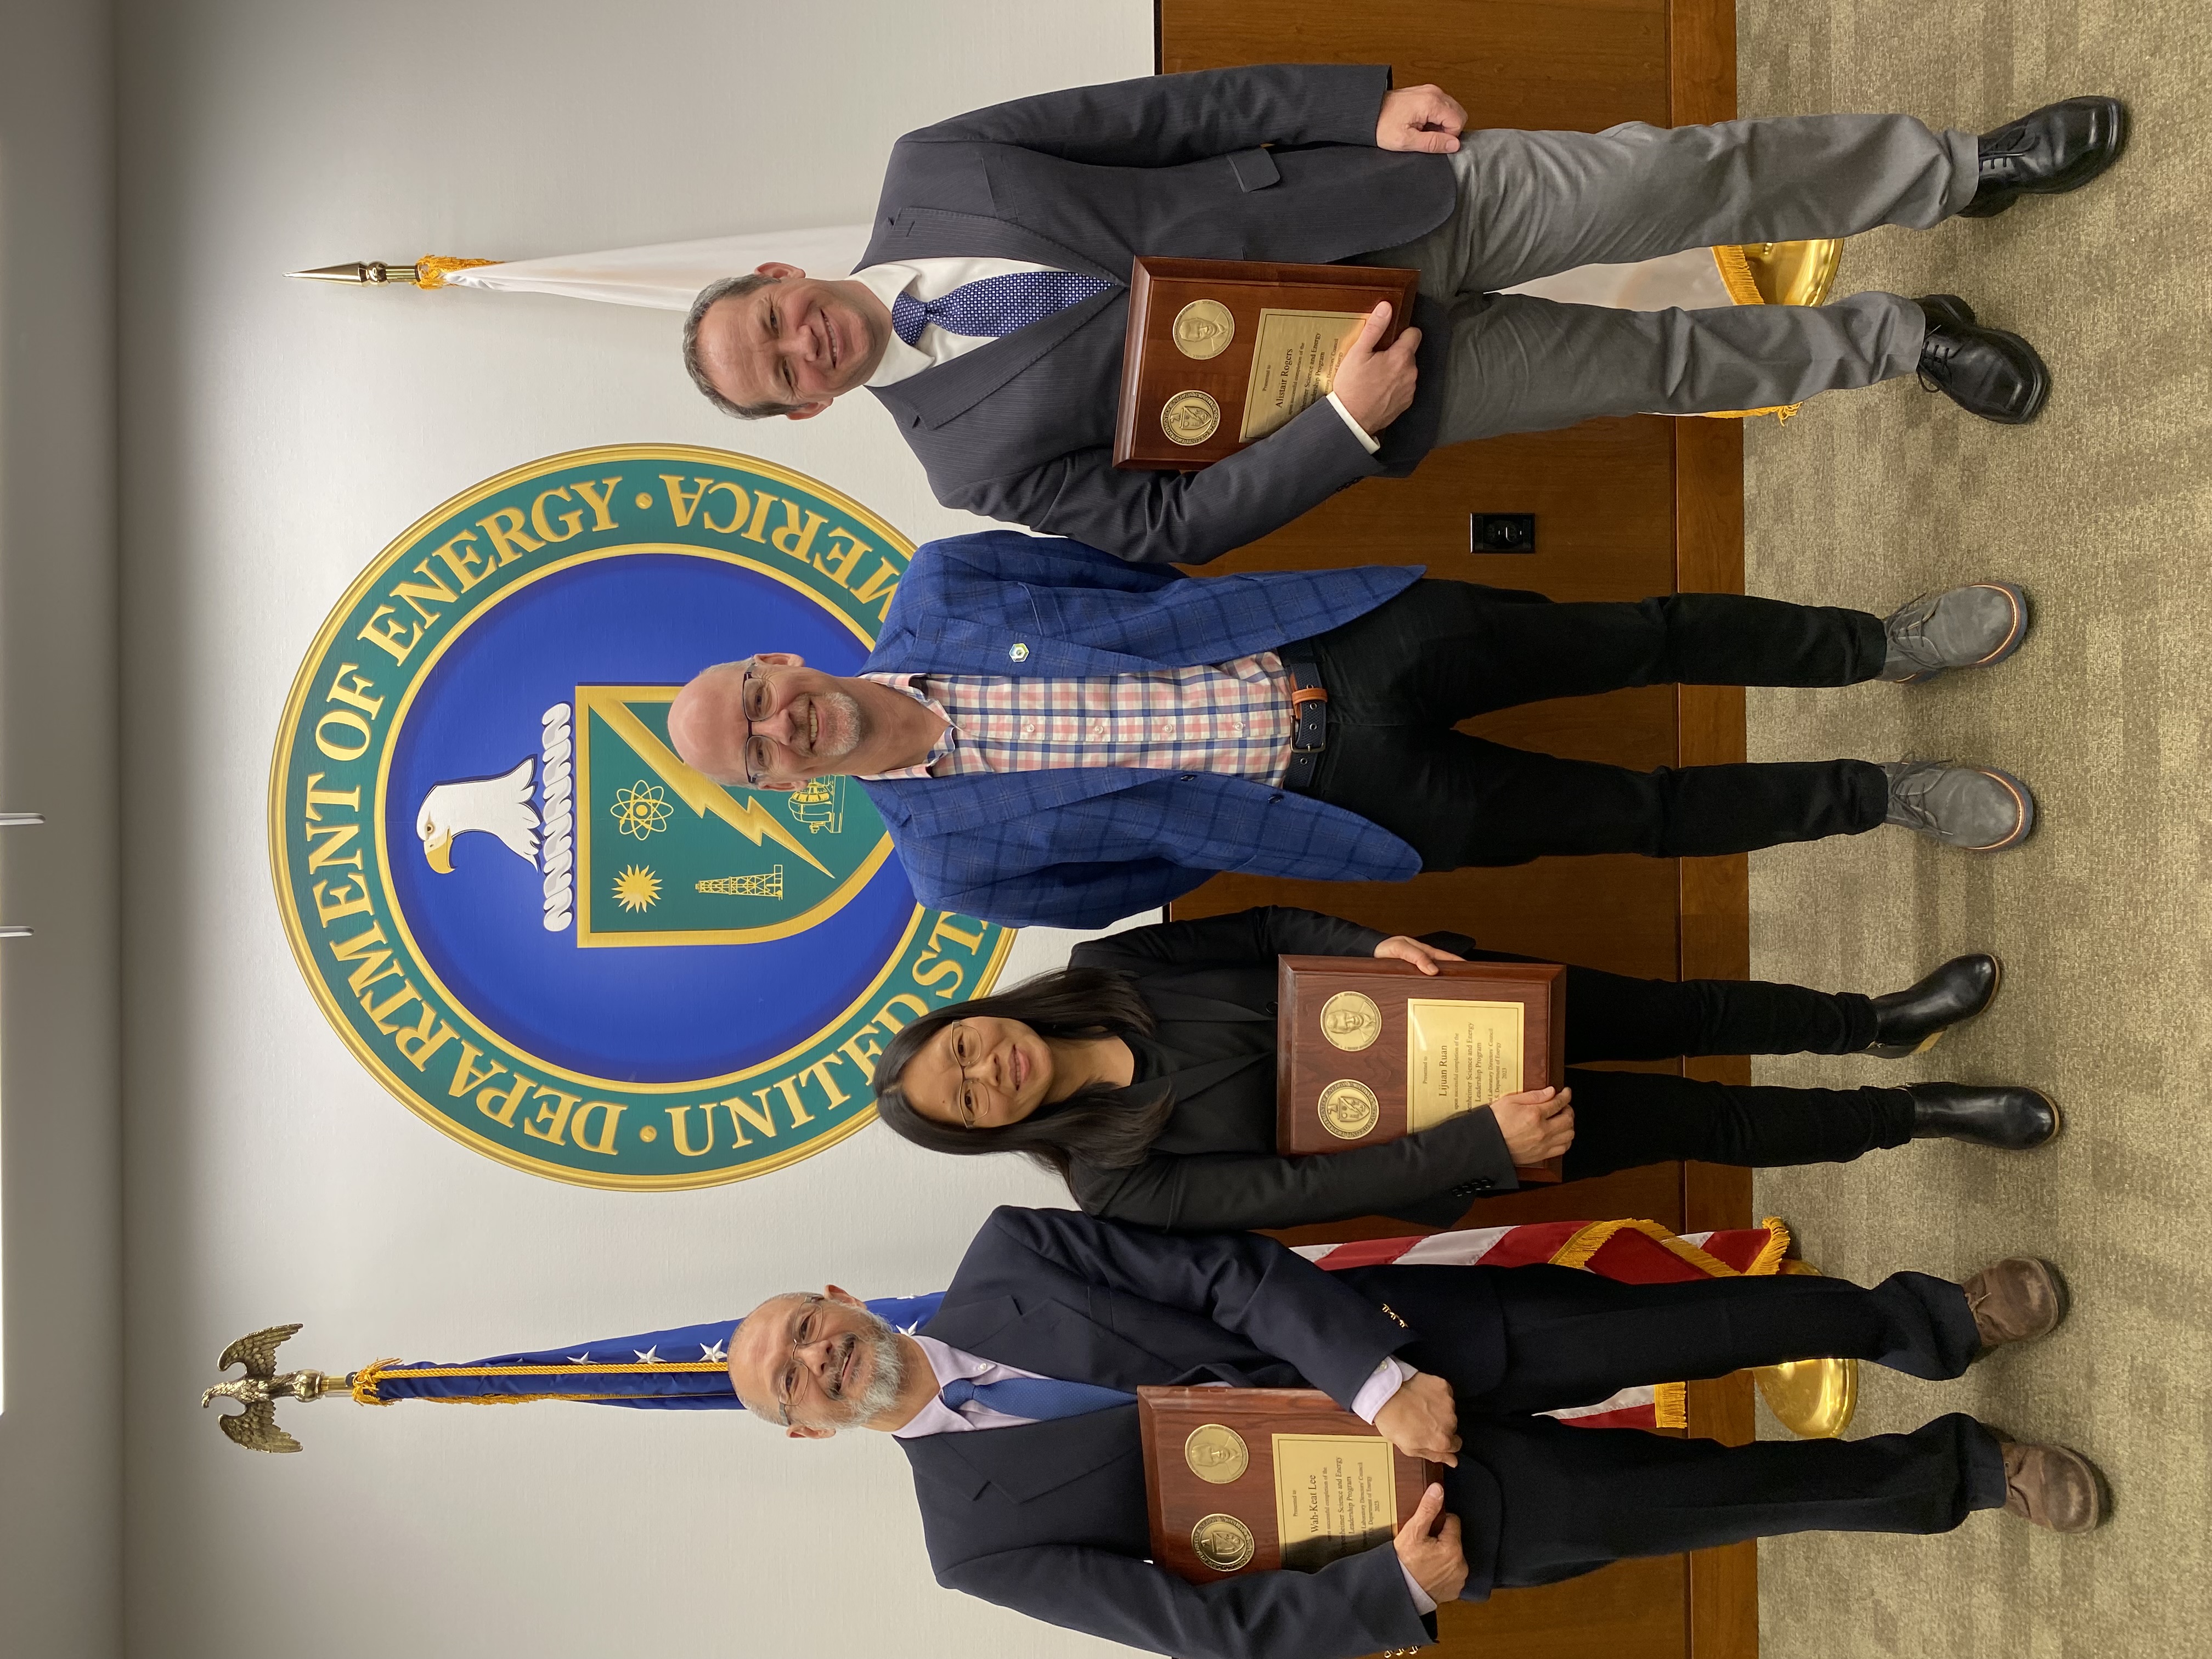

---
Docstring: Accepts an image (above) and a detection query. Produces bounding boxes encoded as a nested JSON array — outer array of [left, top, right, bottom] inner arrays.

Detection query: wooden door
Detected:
[[1159, 3, 1755, 1655]]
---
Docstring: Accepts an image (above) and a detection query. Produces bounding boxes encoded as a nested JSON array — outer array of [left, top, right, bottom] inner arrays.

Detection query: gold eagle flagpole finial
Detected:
[[200, 1324, 359, 1453], [286, 256, 498, 290]]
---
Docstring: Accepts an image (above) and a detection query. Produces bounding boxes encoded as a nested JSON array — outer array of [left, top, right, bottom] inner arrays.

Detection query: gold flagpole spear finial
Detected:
[[200, 1324, 370, 1453], [286, 256, 498, 290]]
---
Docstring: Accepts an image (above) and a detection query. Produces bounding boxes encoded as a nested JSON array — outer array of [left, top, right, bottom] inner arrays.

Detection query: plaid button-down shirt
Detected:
[[859, 654, 1295, 783]]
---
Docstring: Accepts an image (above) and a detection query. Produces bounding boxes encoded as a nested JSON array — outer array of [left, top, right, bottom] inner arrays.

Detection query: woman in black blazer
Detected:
[[871, 906, 2052, 1232]]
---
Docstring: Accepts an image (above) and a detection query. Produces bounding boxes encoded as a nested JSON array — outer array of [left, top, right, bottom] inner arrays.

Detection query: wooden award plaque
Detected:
[[1112, 257, 1419, 471], [1276, 957, 1566, 1182], [1137, 1386, 1436, 1585]]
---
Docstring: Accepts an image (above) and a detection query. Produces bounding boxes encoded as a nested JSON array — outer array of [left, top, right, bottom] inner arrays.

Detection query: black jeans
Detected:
[[1302, 580, 1893, 865], [1430, 936, 1918, 1174], [1335, 1265, 2006, 1589]]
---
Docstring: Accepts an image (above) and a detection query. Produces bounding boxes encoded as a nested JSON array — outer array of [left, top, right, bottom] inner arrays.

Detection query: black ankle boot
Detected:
[[1909, 1082, 2059, 1149], [1869, 953, 2002, 1057]]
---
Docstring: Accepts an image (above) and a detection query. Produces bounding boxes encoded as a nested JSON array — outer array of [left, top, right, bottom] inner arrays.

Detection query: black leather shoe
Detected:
[[1959, 96, 2130, 219], [1869, 953, 2002, 1057], [1916, 295, 2050, 425], [1909, 1082, 2060, 1149]]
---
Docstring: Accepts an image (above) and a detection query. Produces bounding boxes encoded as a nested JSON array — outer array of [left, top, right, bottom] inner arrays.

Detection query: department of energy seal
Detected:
[[269, 445, 1012, 1190], [1171, 299, 1235, 360], [1318, 1079, 1381, 1141], [1185, 1424, 1251, 1485], [1192, 1514, 1257, 1572], [1161, 390, 1222, 446], [1320, 991, 1381, 1052]]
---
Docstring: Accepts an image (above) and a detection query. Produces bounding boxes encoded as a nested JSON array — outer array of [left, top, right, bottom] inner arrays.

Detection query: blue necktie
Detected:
[[891, 269, 1116, 348], [940, 1373, 1136, 1422]]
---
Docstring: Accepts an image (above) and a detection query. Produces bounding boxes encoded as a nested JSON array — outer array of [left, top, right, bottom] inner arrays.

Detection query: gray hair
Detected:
[[682, 274, 801, 420]]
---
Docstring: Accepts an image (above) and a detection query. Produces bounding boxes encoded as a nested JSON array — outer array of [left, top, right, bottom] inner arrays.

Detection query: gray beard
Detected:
[[809, 1307, 905, 1429], [818, 689, 867, 762]]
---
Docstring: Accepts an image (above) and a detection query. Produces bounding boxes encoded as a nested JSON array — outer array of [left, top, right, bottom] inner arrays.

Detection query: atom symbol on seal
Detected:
[[612, 781, 673, 839]]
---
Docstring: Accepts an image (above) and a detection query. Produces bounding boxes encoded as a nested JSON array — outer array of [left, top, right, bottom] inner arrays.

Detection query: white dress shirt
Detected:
[[890, 1334, 1434, 1613], [849, 256, 1382, 450]]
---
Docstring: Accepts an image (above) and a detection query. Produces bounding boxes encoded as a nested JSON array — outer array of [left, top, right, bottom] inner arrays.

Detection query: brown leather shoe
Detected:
[[1999, 1438, 2109, 1533], [1963, 1257, 2067, 1353]]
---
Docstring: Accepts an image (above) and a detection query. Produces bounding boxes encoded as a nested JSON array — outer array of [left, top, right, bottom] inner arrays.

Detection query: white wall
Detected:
[[0, 2, 123, 1655], [112, 4, 1152, 1656]]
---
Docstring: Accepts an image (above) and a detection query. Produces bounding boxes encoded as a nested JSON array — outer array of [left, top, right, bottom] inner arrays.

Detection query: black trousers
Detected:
[[1429, 936, 1918, 1175], [1335, 1263, 2007, 1588], [1304, 580, 1893, 866]]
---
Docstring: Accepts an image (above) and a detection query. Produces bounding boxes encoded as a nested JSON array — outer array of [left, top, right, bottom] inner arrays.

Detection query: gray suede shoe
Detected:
[[1877, 583, 2032, 684], [1882, 761, 2036, 851]]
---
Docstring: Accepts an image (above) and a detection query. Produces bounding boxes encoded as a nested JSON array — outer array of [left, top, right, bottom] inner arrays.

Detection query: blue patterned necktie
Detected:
[[891, 269, 1117, 348], [940, 1373, 1136, 1422]]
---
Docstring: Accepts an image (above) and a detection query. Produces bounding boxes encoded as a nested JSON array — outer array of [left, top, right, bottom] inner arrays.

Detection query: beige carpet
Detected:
[[1738, 5, 2212, 1656]]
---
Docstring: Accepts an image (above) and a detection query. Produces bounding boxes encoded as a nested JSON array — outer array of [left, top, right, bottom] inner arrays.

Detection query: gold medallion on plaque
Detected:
[[1161, 390, 1222, 447], [1320, 991, 1381, 1052], [1171, 299, 1235, 360], [1184, 1423, 1251, 1485], [1191, 1513, 1257, 1572], [1317, 1079, 1380, 1141]]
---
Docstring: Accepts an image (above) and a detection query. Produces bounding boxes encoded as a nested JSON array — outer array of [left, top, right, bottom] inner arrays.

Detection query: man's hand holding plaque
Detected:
[[1328, 300, 1424, 438], [1393, 1483, 1470, 1605], [1374, 1369, 1460, 1468]]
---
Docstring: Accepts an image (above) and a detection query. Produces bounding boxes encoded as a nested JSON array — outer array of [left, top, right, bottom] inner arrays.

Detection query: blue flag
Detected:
[[354, 1293, 946, 1412]]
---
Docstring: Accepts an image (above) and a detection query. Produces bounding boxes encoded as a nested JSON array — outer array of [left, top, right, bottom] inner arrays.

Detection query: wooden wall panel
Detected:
[[1159, 3, 1752, 1654]]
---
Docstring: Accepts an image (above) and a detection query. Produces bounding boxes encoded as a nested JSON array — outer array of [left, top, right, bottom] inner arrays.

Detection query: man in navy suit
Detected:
[[725, 1207, 2102, 1659], [678, 65, 2125, 563], [664, 532, 2038, 929]]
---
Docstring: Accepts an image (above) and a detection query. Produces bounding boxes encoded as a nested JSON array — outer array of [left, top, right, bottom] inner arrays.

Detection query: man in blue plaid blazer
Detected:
[[665, 533, 2040, 929]]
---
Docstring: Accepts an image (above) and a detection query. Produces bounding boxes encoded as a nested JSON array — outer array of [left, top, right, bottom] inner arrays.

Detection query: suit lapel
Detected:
[[863, 206, 1119, 280], [872, 286, 1122, 433], [904, 1405, 1141, 1505], [913, 1293, 1162, 1504], [868, 766, 1156, 838]]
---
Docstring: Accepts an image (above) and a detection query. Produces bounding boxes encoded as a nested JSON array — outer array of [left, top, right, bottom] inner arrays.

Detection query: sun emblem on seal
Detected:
[[612, 865, 662, 912]]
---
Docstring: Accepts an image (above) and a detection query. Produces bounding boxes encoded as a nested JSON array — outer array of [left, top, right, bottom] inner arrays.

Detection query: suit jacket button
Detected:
[[1008, 642, 1030, 662], [1263, 1001, 1276, 1014], [1180, 772, 1197, 781], [1268, 792, 1283, 803]]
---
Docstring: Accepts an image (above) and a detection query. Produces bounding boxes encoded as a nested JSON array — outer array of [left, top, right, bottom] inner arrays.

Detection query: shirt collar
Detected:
[[855, 672, 956, 780], [889, 1334, 983, 1439], [851, 263, 933, 388]]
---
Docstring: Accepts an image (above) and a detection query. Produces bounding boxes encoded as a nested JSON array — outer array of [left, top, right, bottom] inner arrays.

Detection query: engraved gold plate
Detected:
[[1184, 1423, 1251, 1485], [1271, 1432, 1402, 1572], [1317, 1079, 1380, 1141], [1161, 390, 1222, 446], [1319, 991, 1381, 1052], [1238, 308, 1368, 442], [1191, 1513, 1256, 1572], [1171, 298, 1235, 359], [1404, 998, 1524, 1131]]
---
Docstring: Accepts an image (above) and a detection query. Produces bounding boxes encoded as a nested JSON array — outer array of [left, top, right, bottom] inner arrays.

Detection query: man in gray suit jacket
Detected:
[[682, 65, 2125, 565]]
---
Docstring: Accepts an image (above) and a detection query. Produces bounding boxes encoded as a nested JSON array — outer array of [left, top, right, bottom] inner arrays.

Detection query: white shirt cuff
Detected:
[[1399, 1559, 1439, 1617], [1326, 390, 1383, 454], [1349, 1355, 1414, 1423]]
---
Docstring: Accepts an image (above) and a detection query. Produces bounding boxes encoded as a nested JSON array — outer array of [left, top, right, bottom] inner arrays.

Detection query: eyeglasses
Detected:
[[773, 1293, 826, 1427], [738, 665, 774, 788], [947, 1023, 984, 1128]]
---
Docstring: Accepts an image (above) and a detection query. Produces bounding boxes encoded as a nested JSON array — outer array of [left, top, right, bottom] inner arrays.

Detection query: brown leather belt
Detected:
[[1279, 647, 1329, 792]]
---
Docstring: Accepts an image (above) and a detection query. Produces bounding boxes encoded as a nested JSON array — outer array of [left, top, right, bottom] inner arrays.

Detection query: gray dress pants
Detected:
[[1357, 114, 1983, 440]]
